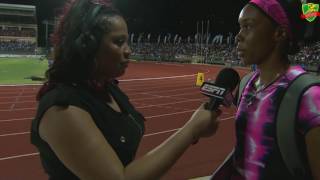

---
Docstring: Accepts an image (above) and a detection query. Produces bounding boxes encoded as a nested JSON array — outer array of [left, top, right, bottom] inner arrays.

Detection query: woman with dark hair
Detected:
[[211, 0, 320, 179], [31, 0, 221, 179]]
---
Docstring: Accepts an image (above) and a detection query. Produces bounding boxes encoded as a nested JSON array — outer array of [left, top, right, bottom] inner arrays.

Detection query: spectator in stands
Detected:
[[211, 0, 320, 179], [0, 40, 36, 54], [129, 35, 319, 68], [31, 0, 221, 179]]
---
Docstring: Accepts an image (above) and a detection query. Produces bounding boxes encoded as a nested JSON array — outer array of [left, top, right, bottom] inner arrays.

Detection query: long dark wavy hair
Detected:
[[37, 0, 121, 100]]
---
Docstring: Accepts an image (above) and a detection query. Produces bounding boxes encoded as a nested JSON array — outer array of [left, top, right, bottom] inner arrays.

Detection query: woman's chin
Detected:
[[240, 57, 247, 65], [242, 58, 253, 66]]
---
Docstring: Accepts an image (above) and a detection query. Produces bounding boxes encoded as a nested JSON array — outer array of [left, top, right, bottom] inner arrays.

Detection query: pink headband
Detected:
[[250, 0, 292, 39]]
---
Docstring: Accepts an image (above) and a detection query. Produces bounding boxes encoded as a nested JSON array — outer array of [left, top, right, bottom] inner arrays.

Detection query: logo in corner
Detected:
[[301, 3, 320, 22]]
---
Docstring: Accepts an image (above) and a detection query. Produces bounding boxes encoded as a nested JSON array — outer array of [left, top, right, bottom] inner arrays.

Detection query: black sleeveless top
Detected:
[[31, 81, 145, 179]]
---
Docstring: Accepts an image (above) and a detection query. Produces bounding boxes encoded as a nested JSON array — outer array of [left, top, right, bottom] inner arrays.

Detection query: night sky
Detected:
[[0, 0, 248, 46], [1, 0, 319, 46]]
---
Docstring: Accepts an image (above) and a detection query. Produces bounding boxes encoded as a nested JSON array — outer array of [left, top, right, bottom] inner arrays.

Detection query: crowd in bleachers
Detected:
[[0, 31, 318, 69], [0, 27, 37, 54], [290, 42, 320, 67], [0, 29, 36, 37], [131, 42, 240, 66], [131, 42, 236, 64], [0, 40, 36, 54], [130, 39, 320, 70]]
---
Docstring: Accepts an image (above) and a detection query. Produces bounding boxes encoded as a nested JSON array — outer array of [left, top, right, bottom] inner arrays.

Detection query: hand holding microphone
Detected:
[[187, 103, 222, 140], [186, 68, 240, 143], [200, 68, 240, 111]]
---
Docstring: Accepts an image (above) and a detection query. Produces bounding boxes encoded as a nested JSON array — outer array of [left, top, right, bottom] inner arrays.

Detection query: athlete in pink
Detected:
[[211, 0, 320, 179]]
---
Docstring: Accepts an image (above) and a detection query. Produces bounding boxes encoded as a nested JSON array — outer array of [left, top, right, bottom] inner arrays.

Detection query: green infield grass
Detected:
[[0, 57, 48, 84]]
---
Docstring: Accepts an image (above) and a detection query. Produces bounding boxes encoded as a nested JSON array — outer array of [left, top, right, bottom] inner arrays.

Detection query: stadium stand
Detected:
[[129, 34, 319, 73], [0, 3, 37, 55]]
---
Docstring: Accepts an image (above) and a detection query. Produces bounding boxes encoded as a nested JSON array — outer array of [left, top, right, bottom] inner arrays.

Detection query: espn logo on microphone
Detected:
[[200, 82, 227, 99]]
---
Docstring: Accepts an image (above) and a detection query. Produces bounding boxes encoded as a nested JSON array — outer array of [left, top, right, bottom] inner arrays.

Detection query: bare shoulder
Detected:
[[38, 105, 125, 179], [39, 105, 96, 143]]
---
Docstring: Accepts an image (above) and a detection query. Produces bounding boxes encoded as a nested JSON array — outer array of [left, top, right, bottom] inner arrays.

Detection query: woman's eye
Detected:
[[115, 39, 125, 46], [242, 24, 251, 30]]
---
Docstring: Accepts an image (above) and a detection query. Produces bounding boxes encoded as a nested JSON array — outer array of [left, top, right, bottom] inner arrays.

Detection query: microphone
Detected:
[[200, 68, 240, 110]]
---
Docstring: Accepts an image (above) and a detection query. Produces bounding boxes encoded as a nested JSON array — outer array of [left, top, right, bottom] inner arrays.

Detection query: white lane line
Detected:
[[0, 115, 233, 140], [0, 132, 30, 137], [10, 103, 15, 111], [156, 63, 186, 67], [0, 118, 33, 123], [146, 110, 195, 119], [0, 84, 197, 105], [219, 116, 236, 122], [136, 98, 206, 109], [136, 86, 198, 95], [0, 86, 196, 105], [0, 152, 39, 161], [120, 67, 210, 82], [0, 116, 235, 138], [131, 92, 202, 101], [144, 128, 180, 137], [0, 116, 235, 161], [0, 108, 235, 136], [0, 95, 35, 99], [0, 100, 36, 105], [0, 111, 193, 136], [0, 97, 201, 112], [0, 107, 36, 112], [143, 116, 235, 138], [120, 80, 196, 90], [119, 74, 198, 82], [12, 88, 25, 111], [128, 85, 197, 95]]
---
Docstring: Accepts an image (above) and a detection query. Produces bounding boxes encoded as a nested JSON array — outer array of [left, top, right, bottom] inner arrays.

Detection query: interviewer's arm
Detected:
[[39, 104, 219, 180]]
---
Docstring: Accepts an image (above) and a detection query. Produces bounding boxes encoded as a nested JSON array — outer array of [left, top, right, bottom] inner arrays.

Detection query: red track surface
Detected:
[[0, 61, 249, 180]]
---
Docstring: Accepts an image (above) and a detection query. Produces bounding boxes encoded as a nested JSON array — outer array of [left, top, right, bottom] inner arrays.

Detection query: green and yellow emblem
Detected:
[[302, 3, 319, 22]]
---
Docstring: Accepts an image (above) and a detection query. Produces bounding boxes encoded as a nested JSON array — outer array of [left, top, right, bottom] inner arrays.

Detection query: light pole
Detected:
[[42, 20, 48, 48], [41, 20, 54, 49]]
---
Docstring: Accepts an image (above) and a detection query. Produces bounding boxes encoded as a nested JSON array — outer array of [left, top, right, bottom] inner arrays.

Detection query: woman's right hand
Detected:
[[186, 103, 222, 142]]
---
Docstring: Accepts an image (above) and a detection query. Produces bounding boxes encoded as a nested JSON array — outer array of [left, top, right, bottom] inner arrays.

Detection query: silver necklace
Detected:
[[246, 73, 282, 107]]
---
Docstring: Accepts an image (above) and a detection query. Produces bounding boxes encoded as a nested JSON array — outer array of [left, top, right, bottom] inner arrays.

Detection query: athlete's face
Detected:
[[235, 4, 277, 65], [95, 15, 131, 80]]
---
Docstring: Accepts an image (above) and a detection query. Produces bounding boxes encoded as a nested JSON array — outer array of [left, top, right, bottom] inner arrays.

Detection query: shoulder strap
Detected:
[[277, 73, 320, 178], [237, 72, 254, 105]]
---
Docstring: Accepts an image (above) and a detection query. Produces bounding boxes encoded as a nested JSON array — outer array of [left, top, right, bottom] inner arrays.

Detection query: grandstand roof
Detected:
[[3, 0, 320, 46], [0, 3, 35, 18], [0, 3, 35, 12]]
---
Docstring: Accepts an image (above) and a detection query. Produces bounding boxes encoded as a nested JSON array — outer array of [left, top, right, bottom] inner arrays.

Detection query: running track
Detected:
[[0, 61, 249, 180]]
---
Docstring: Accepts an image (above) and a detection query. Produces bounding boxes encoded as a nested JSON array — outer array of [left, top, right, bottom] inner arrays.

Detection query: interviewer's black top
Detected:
[[31, 81, 145, 180]]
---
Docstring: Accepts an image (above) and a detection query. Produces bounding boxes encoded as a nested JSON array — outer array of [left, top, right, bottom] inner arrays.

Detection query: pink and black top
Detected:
[[213, 66, 320, 179]]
